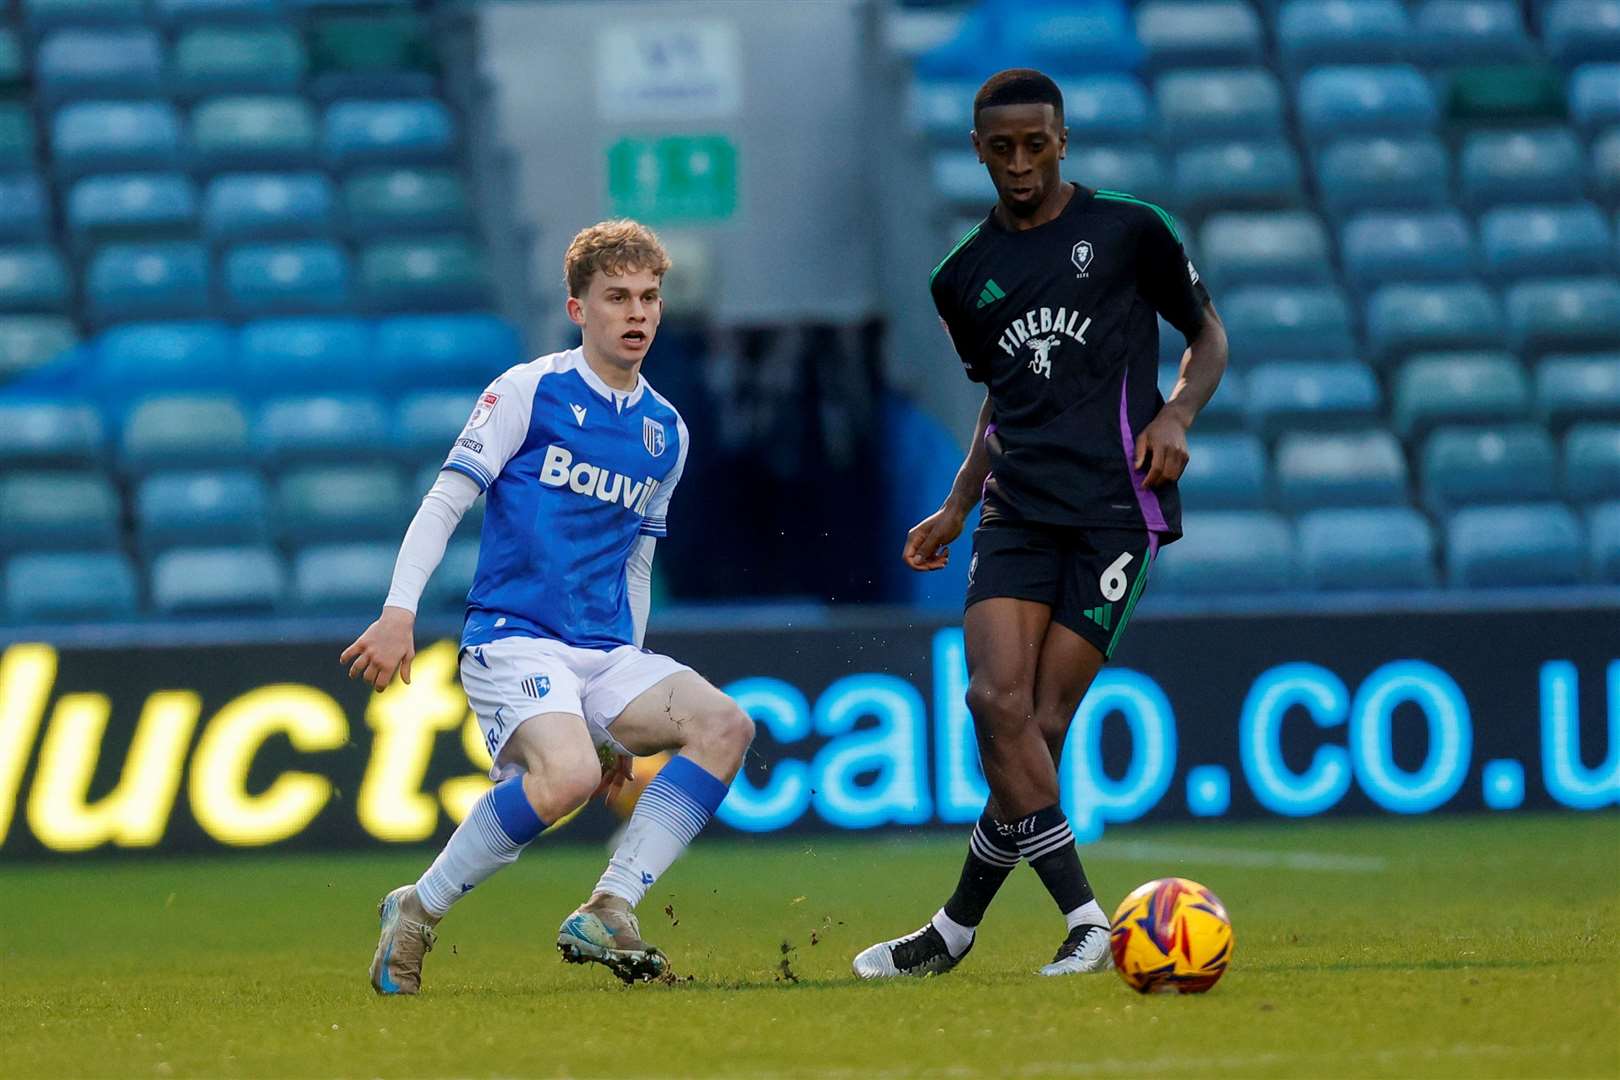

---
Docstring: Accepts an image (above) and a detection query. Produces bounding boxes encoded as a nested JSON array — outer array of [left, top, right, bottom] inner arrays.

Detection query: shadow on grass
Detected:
[[1247, 957, 1573, 974]]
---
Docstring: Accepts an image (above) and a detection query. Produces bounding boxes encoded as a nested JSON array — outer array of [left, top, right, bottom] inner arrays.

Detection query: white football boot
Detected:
[[1038, 923, 1112, 976], [852, 921, 971, 979], [370, 884, 439, 995]]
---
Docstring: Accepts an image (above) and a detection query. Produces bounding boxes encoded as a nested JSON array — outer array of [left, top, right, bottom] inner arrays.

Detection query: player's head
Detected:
[[971, 68, 1067, 218], [564, 219, 671, 369]]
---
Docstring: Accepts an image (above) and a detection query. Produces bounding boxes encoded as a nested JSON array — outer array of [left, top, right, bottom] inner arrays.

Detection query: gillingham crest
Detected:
[[643, 417, 667, 458]]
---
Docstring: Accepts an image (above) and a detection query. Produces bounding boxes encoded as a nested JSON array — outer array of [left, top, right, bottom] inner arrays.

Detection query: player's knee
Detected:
[[695, 700, 754, 761], [522, 753, 600, 822], [965, 680, 1033, 733]]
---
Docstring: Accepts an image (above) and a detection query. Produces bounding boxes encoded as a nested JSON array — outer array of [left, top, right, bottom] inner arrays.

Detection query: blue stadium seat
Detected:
[[1421, 424, 1558, 508], [256, 394, 392, 464], [1570, 65, 1620, 134], [358, 236, 490, 312], [1066, 146, 1172, 207], [323, 99, 455, 170], [0, 31, 23, 97], [1506, 278, 1620, 353], [1135, 1, 1265, 69], [1245, 361, 1381, 437], [1537, 354, 1620, 429], [1222, 285, 1356, 361], [135, 469, 270, 552], [0, 471, 121, 551], [291, 542, 395, 611], [1459, 130, 1585, 210], [191, 96, 319, 172], [1299, 507, 1437, 589], [1480, 204, 1614, 282], [0, 399, 104, 467], [85, 242, 212, 325], [931, 151, 994, 205], [238, 316, 373, 392], [36, 28, 164, 104], [52, 102, 185, 179], [1589, 501, 1620, 581], [908, 80, 977, 142], [153, 0, 282, 23], [1152, 512, 1297, 594], [1173, 141, 1304, 214], [223, 241, 352, 316], [5, 551, 139, 622], [22, 0, 147, 28], [0, 247, 72, 313], [1199, 212, 1332, 287], [397, 388, 482, 462], [375, 314, 522, 388], [1543, 0, 1620, 66], [1446, 503, 1583, 587], [1162, 363, 1246, 429], [1393, 352, 1530, 438], [202, 173, 337, 242], [1156, 69, 1284, 144], [1315, 135, 1450, 219], [1278, 1, 1411, 73], [1275, 430, 1410, 509], [150, 545, 285, 613], [1365, 281, 1503, 362], [1001, 3, 1144, 76], [1057, 77, 1152, 143], [1178, 432, 1268, 509], [422, 537, 478, 612], [0, 175, 50, 241], [66, 174, 198, 246], [119, 394, 251, 474], [1564, 423, 1620, 501], [0, 317, 79, 381], [173, 25, 306, 98], [342, 167, 470, 236], [1341, 211, 1475, 292], [95, 320, 235, 396], [1297, 66, 1438, 146], [275, 463, 410, 543], [1413, 0, 1532, 63], [0, 104, 35, 170], [1593, 129, 1620, 207]]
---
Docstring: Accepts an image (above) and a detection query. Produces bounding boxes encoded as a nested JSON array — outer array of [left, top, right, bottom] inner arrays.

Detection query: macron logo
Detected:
[[570, 403, 587, 426], [538, 445, 658, 514]]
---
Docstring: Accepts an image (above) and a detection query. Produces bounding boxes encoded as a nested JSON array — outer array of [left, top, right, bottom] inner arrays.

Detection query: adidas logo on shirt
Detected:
[[538, 445, 659, 513], [976, 279, 1006, 308]]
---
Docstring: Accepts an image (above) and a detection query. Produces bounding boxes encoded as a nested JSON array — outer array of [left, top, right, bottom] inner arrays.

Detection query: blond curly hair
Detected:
[[563, 219, 672, 298]]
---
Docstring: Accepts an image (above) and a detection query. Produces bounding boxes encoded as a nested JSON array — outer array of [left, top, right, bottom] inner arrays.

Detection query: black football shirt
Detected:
[[931, 184, 1210, 539]]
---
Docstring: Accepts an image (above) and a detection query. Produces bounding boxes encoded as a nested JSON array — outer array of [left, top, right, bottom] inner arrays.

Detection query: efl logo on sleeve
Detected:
[[466, 392, 499, 429]]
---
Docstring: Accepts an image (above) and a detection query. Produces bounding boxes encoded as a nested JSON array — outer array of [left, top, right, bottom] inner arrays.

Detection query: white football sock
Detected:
[[1065, 898, 1108, 932], [416, 777, 545, 917], [594, 756, 729, 907], [930, 907, 976, 957]]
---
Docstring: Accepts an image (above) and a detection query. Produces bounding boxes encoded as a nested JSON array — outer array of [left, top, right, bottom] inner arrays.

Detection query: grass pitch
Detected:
[[3, 814, 1616, 1079]]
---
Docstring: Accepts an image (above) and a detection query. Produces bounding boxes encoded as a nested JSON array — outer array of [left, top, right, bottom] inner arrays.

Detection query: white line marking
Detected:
[[1088, 839, 1389, 873]]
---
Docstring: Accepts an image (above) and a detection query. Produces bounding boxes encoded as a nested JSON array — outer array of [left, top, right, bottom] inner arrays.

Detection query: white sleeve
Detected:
[[639, 413, 688, 538], [383, 471, 481, 614], [441, 373, 533, 492], [626, 535, 655, 646]]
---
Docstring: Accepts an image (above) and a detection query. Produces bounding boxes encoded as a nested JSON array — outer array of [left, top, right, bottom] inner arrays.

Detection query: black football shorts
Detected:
[[963, 520, 1157, 659]]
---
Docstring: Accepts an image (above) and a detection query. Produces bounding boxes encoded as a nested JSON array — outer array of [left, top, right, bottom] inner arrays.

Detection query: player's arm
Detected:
[[904, 393, 991, 572]]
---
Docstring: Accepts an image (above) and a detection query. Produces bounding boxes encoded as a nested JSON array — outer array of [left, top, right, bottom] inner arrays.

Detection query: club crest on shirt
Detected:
[[466, 391, 499, 429], [643, 417, 666, 458], [1071, 240, 1094, 274]]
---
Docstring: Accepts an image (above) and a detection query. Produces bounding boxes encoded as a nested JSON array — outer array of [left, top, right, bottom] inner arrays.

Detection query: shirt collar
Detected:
[[568, 347, 646, 411]]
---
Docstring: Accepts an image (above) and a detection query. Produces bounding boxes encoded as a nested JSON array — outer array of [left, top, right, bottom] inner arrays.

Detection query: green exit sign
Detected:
[[607, 135, 737, 224]]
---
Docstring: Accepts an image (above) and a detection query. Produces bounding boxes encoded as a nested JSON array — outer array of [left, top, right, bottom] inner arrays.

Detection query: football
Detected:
[[1108, 877, 1234, 994]]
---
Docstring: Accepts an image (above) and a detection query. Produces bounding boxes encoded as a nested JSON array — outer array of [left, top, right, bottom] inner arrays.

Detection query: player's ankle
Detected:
[[587, 890, 633, 913], [402, 887, 441, 925]]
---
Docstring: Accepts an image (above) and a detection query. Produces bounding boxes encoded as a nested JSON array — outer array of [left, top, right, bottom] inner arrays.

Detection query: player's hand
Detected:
[[340, 605, 416, 693], [903, 505, 966, 571], [1135, 408, 1192, 489], [594, 751, 634, 804]]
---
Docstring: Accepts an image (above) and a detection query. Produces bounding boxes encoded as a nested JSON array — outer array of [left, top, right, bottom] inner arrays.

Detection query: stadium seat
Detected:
[[36, 28, 164, 104], [1065, 146, 1172, 207], [323, 99, 455, 170], [191, 96, 319, 172], [422, 537, 479, 612], [173, 25, 306, 99], [1177, 432, 1268, 510], [149, 545, 285, 613], [1341, 211, 1475, 292], [276, 463, 410, 543], [1537, 354, 1620, 429], [0, 247, 72, 313], [1564, 423, 1620, 501], [95, 320, 235, 396], [1221, 285, 1355, 361], [1198, 212, 1332, 288], [66, 174, 198, 247], [398, 388, 481, 462], [1315, 136, 1450, 220], [1275, 429, 1409, 509], [153, 0, 282, 24], [0, 399, 104, 467], [1299, 506, 1437, 589], [0, 175, 50, 241], [85, 242, 212, 325], [1392, 352, 1530, 439], [1459, 130, 1586, 210], [1135, 1, 1265, 69], [342, 167, 470, 236], [1570, 65, 1620, 134], [1152, 511, 1297, 594], [307, 12, 437, 100], [1506, 278, 1620, 353], [1245, 361, 1381, 437], [1543, 0, 1620, 66], [1593, 130, 1620, 206], [1296, 66, 1438, 147], [1445, 503, 1584, 587], [1480, 204, 1614, 282], [202, 173, 337, 242], [1414, 0, 1532, 63], [238, 317, 374, 391], [0, 105, 37, 169], [22, 0, 147, 28], [1156, 69, 1284, 145], [999, 4, 1144, 77], [119, 394, 251, 474], [0, 31, 22, 93], [0, 471, 121, 551], [358, 236, 491, 312], [1589, 500, 1620, 581], [1365, 281, 1503, 362], [291, 542, 396, 611], [1421, 424, 1558, 508], [932, 152, 997, 206], [1443, 63, 1566, 123], [223, 241, 352, 316], [375, 314, 521, 388], [0, 316, 79, 380], [1056, 77, 1153, 143], [135, 469, 270, 552], [1278, 1, 1411, 73], [1173, 141, 1304, 214], [908, 80, 978, 142], [256, 394, 392, 464], [5, 551, 139, 622], [52, 102, 185, 179]]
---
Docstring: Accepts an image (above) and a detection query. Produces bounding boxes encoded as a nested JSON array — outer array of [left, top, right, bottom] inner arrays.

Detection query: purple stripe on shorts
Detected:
[[1119, 368, 1170, 534]]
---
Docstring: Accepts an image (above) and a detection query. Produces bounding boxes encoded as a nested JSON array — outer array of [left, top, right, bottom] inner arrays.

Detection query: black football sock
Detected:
[[1009, 804, 1097, 920], [940, 810, 1021, 935]]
